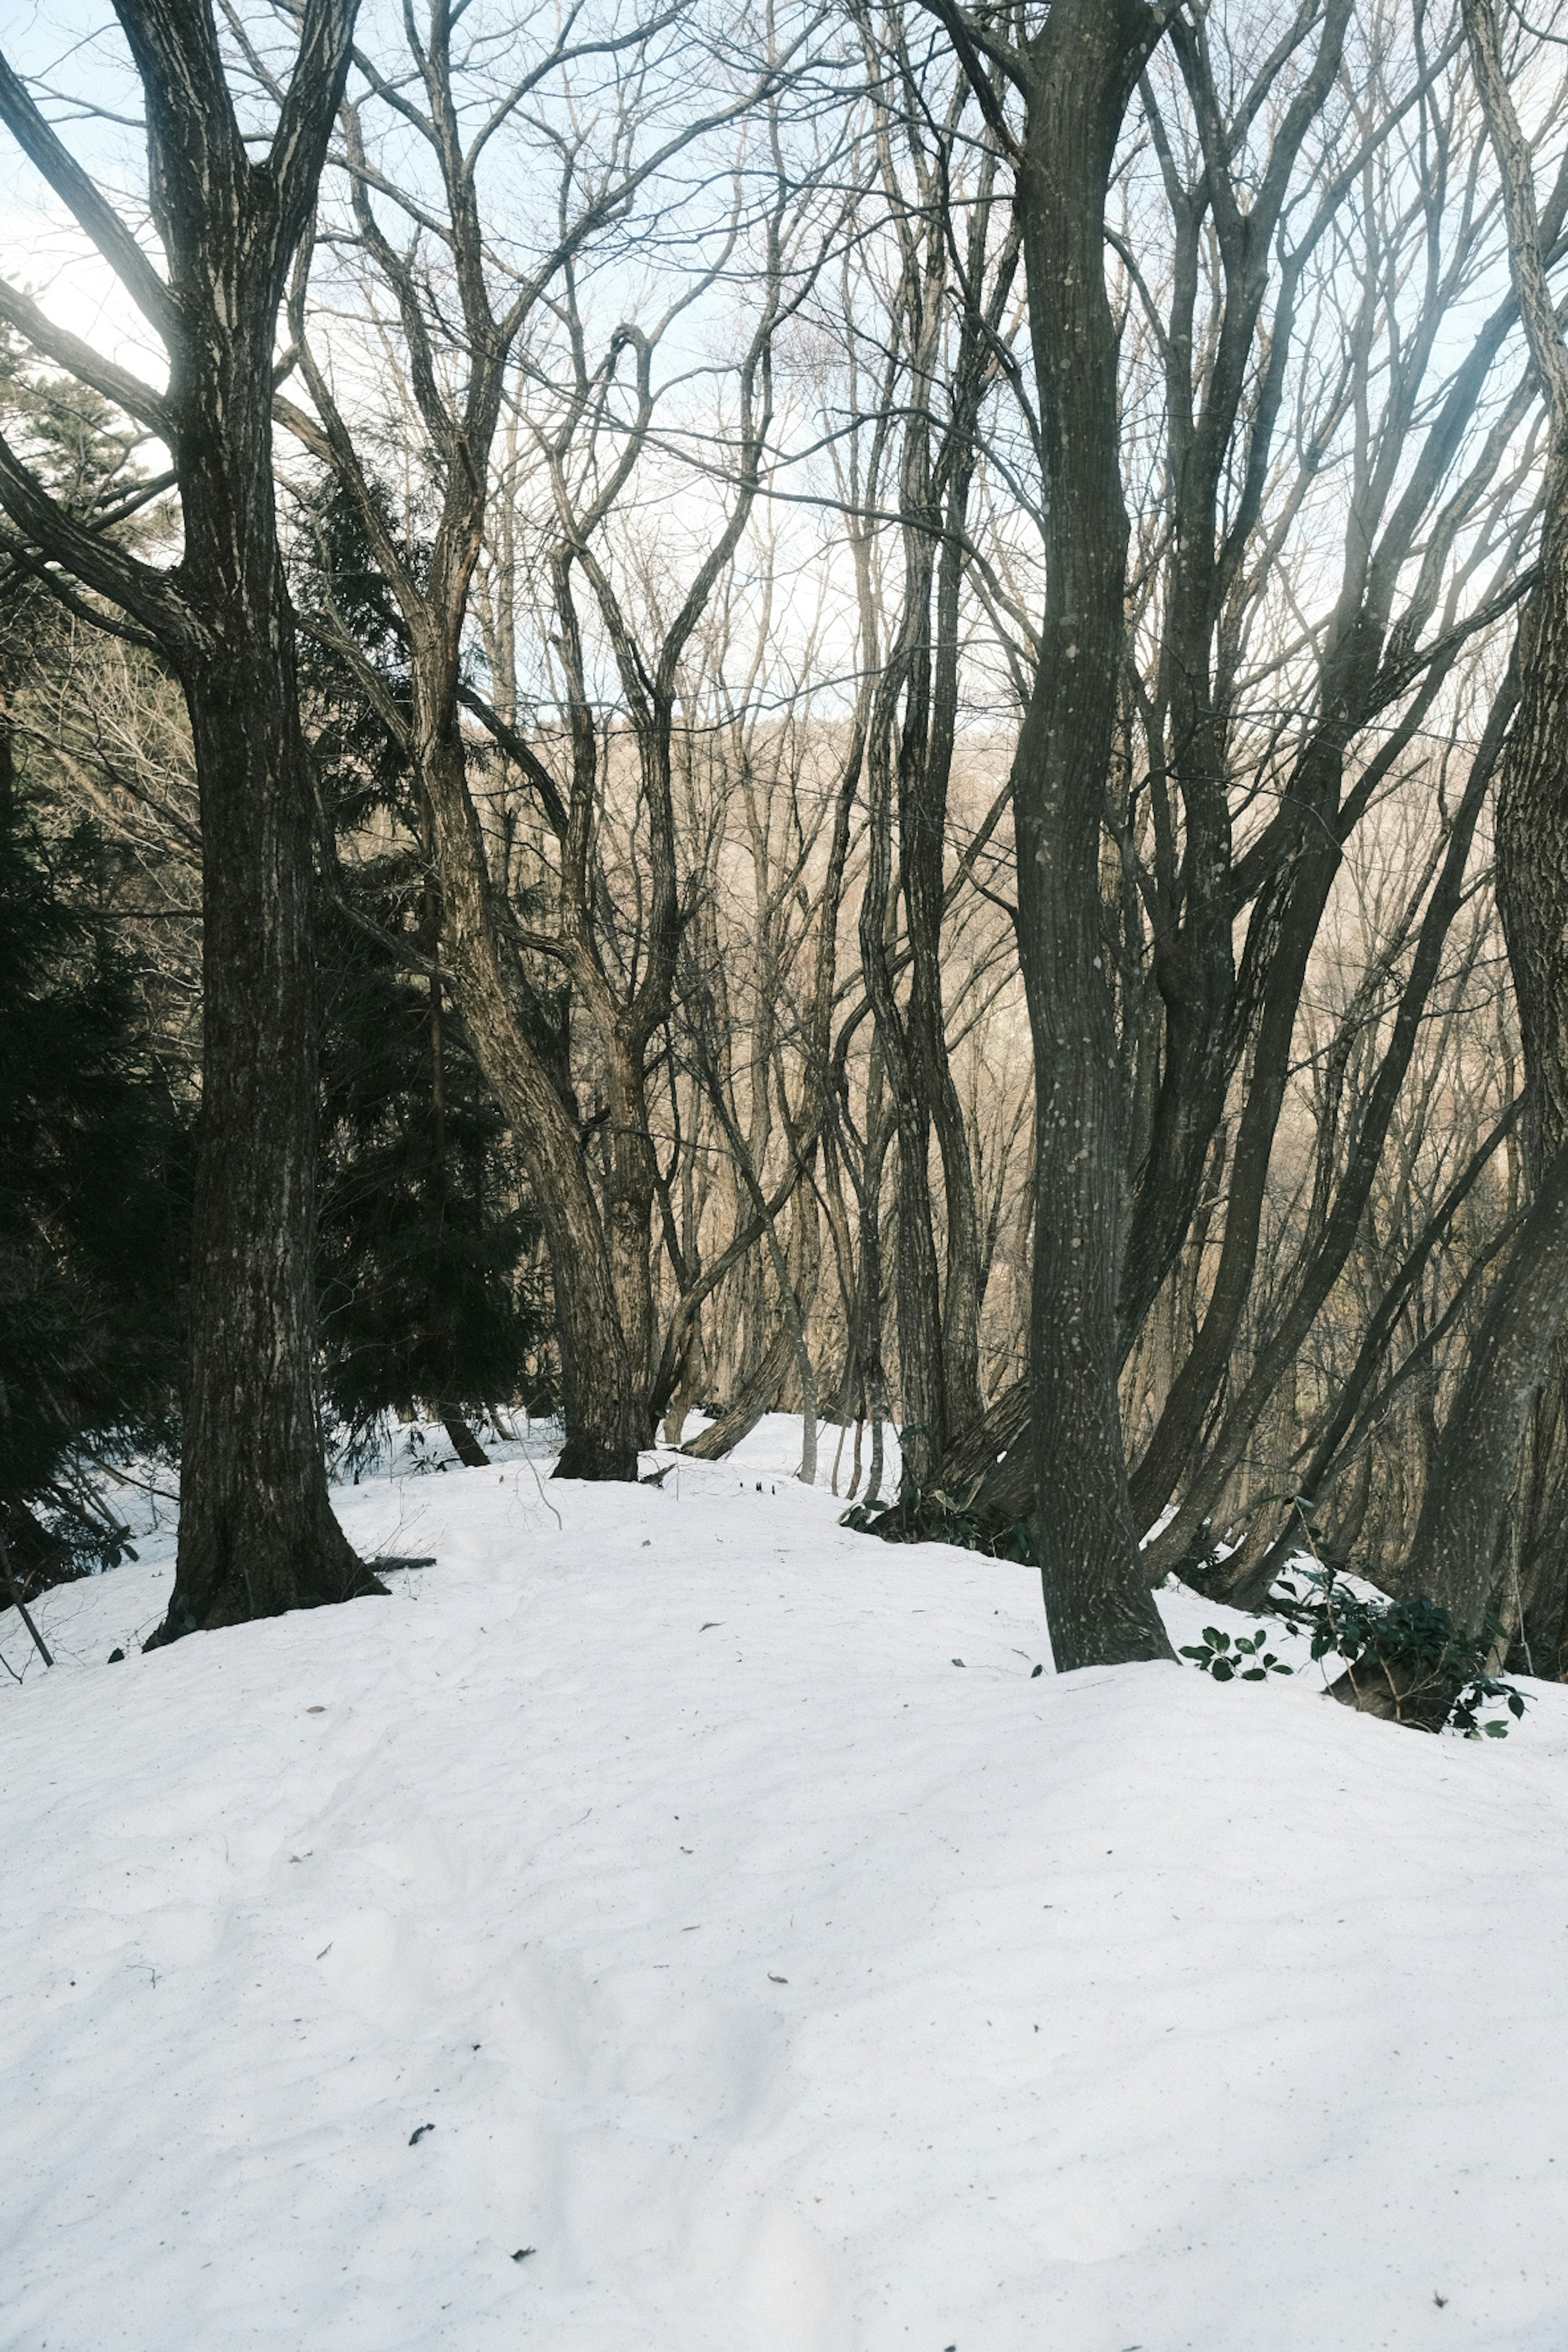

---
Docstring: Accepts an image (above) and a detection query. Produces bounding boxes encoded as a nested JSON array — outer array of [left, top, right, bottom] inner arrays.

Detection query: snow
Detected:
[[4, 1417, 1568, 2352]]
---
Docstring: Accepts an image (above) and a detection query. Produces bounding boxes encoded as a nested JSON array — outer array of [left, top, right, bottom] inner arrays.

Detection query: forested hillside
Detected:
[[11, 11, 1568, 2345], [3, 0, 1568, 1685]]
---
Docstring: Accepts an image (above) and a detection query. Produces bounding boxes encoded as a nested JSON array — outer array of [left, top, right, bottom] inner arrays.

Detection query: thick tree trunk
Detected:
[[154, 642, 378, 1640], [1009, 0, 1174, 1670], [1413, 488, 1568, 1636], [682, 1323, 794, 1461], [441, 1414, 490, 1468], [1414, 1, 1568, 1635], [939, 1375, 1033, 1530], [1510, 1363, 1568, 1672], [1417, 1141, 1568, 1633], [0, 4, 378, 1641], [120, 0, 378, 1642]]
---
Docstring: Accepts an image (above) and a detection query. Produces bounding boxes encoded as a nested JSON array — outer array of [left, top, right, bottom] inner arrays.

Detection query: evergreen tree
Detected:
[[315, 871, 551, 1465], [0, 331, 189, 1597], [0, 778, 188, 1591], [303, 475, 552, 1463]]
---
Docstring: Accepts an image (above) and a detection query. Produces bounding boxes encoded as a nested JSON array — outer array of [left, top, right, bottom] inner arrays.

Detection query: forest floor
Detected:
[[3, 1416, 1567, 2352]]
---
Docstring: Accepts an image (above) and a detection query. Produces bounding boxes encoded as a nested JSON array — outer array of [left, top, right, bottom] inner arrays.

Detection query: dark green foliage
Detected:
[[1275, 1562, 1528, 1737], [0, 790, 187, 1587], [1179, 1625, 1293, 1682], [0, 335, 190, 1592], [0, 327, 164, 548], [314, 882, 551, 1453], [301, 470, 553, 1454]]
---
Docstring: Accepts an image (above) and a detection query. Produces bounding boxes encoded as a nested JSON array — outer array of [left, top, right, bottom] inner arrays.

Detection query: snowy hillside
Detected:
[[4, 1419, 1568, 2352]]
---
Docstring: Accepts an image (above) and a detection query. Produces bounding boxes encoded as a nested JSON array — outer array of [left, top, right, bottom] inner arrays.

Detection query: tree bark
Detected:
[[1008, 0, 1176, 1668], [441, 1414, 489, 1468], [1415, 1142, 1568, 1633], [0, 0, 380, 1639], [682, 1323, 794, 1461], [422, 729, 639, 1480], [168, 627, 376, 1634], [1413, 0, 1568, 1633], [148, 3, 381, 1637], [858, 615, 949, 1493]]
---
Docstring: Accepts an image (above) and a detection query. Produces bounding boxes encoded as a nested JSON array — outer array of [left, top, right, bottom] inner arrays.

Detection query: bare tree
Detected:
[[1410, 0, 1568, 1642], [0, 0, 381, 1638], [284, 3, 838, 1474], [914, 0, 1181, 1666]]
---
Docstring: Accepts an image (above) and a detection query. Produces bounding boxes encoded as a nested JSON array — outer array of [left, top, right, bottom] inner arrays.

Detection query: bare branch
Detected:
[[0, 46, 178, 346]]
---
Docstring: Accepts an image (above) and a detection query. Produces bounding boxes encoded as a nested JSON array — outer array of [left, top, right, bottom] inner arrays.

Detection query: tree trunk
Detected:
[[1414, 0, 1568, 1634], [682, 1323, 794, 1461], [1415, 1087, 1568, 1639], [156, 639, 378, 1639], [1138, 666, 1515, 1581], [1009, 0, 1175, 1669], [0, 5, 379, 1641], [441, 1414, 489, 1468], [860, 655, 949, 1494], [419, 726, 639, 1482], [120, 0, 378, 1640], [602, 1028, 659, 1437]]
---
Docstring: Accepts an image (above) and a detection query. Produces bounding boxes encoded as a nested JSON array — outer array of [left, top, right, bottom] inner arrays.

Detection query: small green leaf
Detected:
[[1242, 1667, 1266, 1681], [1210, 1659, 1234, 1682], [1484, 1720, 1508, 1738]]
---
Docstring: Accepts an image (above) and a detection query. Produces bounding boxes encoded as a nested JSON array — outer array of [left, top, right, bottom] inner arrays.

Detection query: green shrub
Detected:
[[1276, 1562, 1527, 1737], [1179, 1625, 1293, 1682]]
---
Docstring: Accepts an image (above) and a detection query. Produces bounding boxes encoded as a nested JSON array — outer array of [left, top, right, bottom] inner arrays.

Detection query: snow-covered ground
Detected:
[[4, 1417, 1568, 2352]]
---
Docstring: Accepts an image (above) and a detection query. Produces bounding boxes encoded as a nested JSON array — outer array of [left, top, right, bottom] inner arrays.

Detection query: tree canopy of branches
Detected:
[[9, 0, 1568, 1684]]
